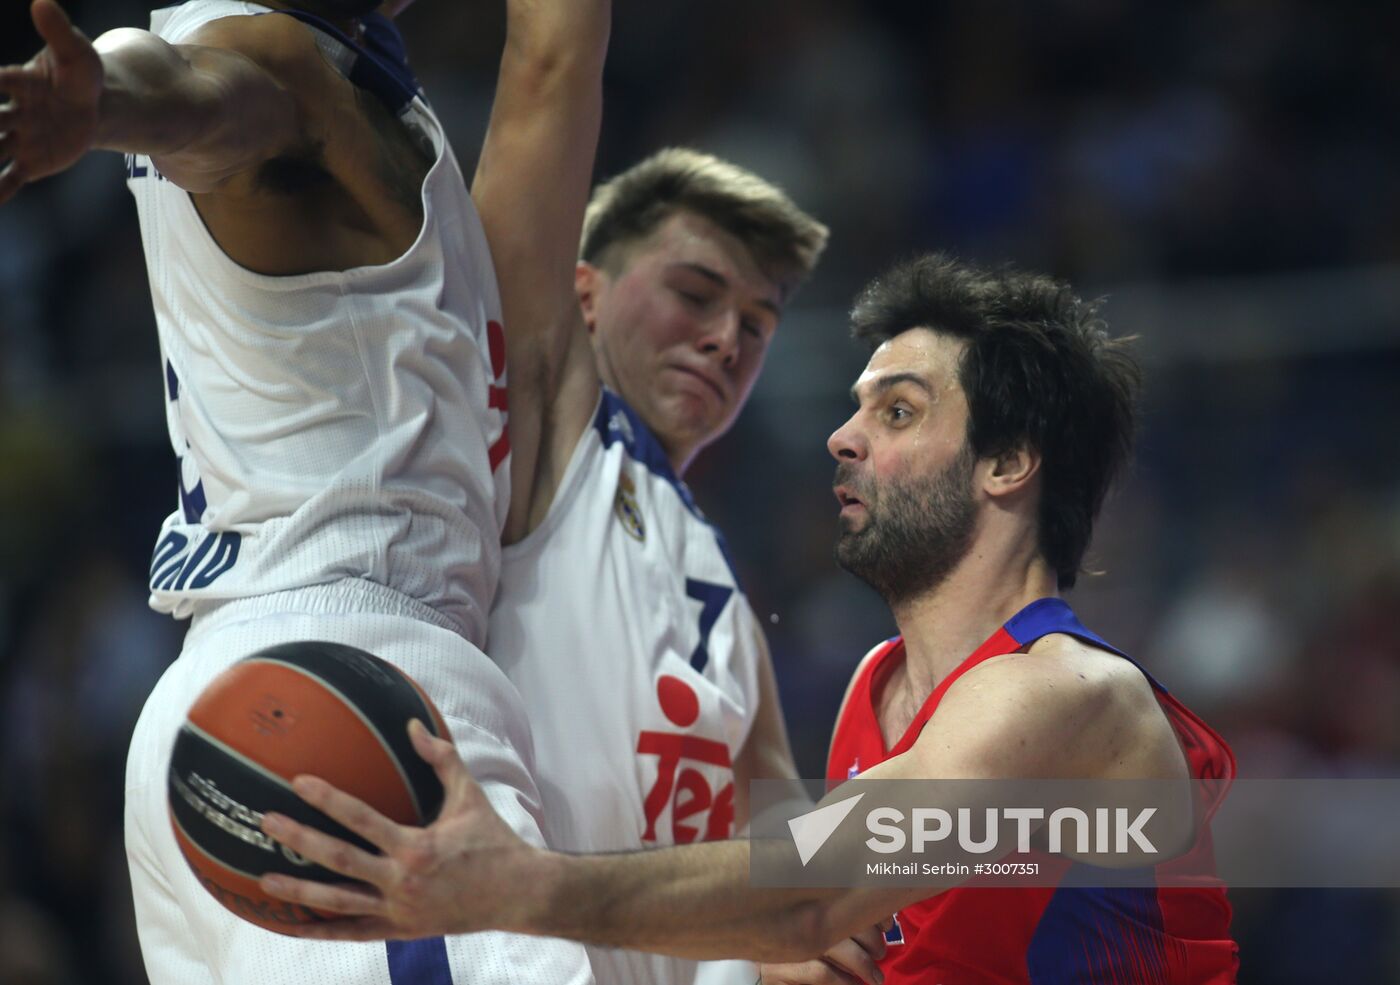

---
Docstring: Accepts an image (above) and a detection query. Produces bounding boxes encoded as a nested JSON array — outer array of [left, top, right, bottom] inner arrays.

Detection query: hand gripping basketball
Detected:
[[0, 0, 103, 205], [260, 719, 545, 941]]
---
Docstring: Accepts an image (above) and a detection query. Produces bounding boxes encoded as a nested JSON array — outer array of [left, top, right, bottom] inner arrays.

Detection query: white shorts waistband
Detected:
[[185, 579, 463, 646]]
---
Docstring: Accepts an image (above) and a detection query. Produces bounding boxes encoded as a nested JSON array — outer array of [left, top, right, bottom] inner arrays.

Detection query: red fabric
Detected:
[[826, 608, 1239, 984]]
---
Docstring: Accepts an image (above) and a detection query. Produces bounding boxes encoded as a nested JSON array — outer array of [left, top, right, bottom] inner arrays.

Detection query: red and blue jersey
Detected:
[[827, 598, 1239, 984]]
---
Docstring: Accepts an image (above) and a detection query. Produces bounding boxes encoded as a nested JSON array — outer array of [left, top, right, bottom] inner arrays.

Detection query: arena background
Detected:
[[2, 1, 1398, 981]]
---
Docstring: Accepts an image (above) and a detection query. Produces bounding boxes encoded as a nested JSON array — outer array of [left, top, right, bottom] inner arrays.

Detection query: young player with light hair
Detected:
[[493, 148, 889, 983]]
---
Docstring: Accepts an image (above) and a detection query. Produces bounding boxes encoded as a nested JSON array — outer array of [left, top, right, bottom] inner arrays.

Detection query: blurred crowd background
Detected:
[[2, 1, 1398, 982]]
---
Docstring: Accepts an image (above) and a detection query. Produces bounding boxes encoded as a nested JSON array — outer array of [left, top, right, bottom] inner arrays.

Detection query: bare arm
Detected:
[[471, 0, 609, 543], [732, 627, 801, 830], [259, 643, 1188, 960], [0, 0, 297, 202]]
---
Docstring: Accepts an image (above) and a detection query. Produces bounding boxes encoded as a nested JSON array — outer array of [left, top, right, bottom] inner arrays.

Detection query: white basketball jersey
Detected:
[[127, 1, 509, 644], [490, 390, 762, 985]]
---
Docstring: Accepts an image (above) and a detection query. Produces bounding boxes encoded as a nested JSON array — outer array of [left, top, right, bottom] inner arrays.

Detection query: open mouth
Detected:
[[834, 486, 866, 511]]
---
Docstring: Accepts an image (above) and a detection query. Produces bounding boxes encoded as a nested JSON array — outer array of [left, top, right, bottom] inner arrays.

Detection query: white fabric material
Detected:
[[129, 0, 509, 644], [124, 5, 589, 982], [125, 581, 594, 985], [491, 391, 761, 985]]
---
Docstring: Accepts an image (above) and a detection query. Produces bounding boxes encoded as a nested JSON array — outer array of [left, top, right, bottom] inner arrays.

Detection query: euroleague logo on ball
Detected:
[[168, 642, 450, 935], [637, 674, 734, 844]]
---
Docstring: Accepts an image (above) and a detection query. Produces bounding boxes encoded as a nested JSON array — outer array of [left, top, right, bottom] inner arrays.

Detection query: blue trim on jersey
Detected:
[[386, 938, 453, 985], [178, 463, 207, 523], [269, 9, 421, 115], [593, 389, 686, 495], [593, 389, 743, 584], [361, 12, 417, 83], [1003, 598, 1168, 694], [1027, 881, 1169, 984]]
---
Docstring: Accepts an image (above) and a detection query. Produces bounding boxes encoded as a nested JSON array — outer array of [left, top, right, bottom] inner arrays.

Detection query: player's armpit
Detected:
[[473, 0, 611, 543], [508, 322, 601, 541]]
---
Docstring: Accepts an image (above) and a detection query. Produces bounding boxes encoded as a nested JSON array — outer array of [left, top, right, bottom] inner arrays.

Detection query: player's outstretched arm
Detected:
[[259, 652, 1189, 960], [471, 0, 611, 543], [0, 0, 298, 204], [259, 720, 915, 962]]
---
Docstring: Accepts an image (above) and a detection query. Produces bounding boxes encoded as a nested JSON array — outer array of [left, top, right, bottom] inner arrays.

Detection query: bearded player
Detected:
[[0, 0, 606, 982], [256, 252, 1239, 984]]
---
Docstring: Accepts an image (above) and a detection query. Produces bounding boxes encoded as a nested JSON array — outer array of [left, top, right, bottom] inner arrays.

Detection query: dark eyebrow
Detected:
[[850, 371, 934, 405], [670, 262, 783, 318]]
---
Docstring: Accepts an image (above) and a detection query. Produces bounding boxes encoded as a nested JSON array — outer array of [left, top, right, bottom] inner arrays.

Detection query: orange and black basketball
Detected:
[[166, 641, 450, 934]]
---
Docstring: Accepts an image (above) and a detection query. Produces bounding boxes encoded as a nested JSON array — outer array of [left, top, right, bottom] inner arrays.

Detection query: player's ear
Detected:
[[983, 444, 1040, 499], [575, 261, 604, 333]]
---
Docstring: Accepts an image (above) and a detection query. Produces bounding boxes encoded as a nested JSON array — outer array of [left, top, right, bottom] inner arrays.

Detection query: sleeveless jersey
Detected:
[[828, 598, 1239, 984], [490, 390, 761, 985], [127, 1, 510, 644]]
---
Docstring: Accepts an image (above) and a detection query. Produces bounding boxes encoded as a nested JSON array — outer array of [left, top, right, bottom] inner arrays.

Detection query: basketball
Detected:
[[166, 642, 451, 934]]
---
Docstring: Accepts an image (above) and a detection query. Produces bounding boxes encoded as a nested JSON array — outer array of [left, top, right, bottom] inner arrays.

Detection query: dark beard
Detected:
[[834, 444, 978, 606]]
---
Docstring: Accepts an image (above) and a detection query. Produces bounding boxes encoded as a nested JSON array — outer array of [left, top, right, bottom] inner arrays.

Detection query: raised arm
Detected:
[[0, 0, 298, 203], [471, 0, 610, 543]]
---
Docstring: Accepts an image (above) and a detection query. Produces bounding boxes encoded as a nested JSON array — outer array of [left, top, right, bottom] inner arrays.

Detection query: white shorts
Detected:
[[124, 579, 594, 985]]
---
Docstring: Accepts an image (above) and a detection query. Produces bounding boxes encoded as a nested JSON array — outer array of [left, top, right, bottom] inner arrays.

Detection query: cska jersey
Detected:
[[128, 1, 510, 644], [490, 389, 761, 985], [828, 598, 1239, 984]]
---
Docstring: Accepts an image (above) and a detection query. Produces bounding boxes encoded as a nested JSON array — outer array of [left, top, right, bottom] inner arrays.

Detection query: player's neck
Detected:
[[889, 525, 1058, 697]]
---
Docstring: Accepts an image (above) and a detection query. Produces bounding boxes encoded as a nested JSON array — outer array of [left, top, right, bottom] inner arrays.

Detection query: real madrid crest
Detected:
[[614, 472, 646, 542]]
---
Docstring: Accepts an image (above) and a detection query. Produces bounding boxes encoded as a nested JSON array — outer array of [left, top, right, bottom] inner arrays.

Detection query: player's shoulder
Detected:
[[956, 632, 1152, 708], [182, 12, 331, 89], [913, 632, 1178, 778]]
